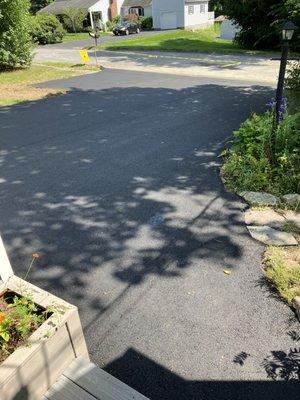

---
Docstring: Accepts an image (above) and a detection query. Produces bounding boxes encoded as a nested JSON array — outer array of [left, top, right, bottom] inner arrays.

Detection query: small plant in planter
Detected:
[[0, 246, 89, 400], [0, 292, 49, 363]]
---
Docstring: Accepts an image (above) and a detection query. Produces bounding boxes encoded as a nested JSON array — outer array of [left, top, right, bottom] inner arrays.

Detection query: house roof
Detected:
[[214, 15, 227, 22], [185, 0, 210, 3], [37, 0, 98, 14], [122, 0, 152, 7]]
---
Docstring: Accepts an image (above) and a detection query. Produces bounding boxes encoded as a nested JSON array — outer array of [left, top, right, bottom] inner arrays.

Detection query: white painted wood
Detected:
[[44, 376, 97, 400], [63, 357, 149, 400], [0, 235, 14, 282], [160, 12, 177, 30]]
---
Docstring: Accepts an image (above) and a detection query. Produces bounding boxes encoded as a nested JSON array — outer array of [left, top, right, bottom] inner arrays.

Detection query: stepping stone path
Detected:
[[247, 226, 298, 246], [244, 209, 285, 230], [282, 193, 300, 207], [239, 191, 279, 206], [284, 210, 300, 229]]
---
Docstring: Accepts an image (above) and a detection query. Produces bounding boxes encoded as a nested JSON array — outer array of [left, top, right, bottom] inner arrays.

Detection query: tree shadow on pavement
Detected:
[[104, 348, 300, 400], [1, 82, 297, 391]]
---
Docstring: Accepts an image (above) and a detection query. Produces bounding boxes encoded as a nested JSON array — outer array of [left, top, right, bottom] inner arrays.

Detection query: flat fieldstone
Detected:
[[245, 209, 285, 229], [239, 191, 279, 206], [283, 211, 300, 229], [282, 194, 300, 207], [247, 225, 298, 246]]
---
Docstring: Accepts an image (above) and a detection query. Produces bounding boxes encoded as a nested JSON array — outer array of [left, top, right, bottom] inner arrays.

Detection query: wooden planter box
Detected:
[[0, 275, 89, 400]]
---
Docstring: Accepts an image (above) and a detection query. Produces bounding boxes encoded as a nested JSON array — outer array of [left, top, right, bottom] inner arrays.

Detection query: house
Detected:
[[38, 0, 214, 30], [38, 0, 121, 29], [120, 0, 152, 18], [121, 0, 215, 30]]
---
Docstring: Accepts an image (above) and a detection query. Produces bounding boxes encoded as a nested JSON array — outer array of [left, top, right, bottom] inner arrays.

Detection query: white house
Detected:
[[122, 0, 214, 30], [39, 0, 214, 30], [38, 0, 122, 29]]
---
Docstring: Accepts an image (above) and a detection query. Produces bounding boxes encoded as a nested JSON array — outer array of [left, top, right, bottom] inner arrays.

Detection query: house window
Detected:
[[200, 4, 205, 13], [129, 6, 144, 16], [188, 5, 194, 15]]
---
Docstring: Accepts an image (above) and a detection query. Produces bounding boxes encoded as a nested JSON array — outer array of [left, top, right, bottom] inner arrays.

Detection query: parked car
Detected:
[[113, 22, 140, 36]]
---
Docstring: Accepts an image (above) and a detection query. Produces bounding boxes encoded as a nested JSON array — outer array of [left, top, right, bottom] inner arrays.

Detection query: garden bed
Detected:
[[0, 290, 49, 363], [0, 275, 89, 400]]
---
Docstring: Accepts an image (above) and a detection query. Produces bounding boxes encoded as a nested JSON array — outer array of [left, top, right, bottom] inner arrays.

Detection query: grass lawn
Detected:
[[101, 26, 271, 55], [0, 62, 98, 106], [62, 31, 111, 43], [264, 246, 300, 304]]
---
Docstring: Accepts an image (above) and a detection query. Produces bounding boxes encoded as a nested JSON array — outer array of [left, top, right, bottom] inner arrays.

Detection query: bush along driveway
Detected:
[[221, 71, 300, 320]]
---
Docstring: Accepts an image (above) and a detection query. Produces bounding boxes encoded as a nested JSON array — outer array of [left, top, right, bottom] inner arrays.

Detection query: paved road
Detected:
[[0, 69, 299, 399], [35, 48, 279, 86]]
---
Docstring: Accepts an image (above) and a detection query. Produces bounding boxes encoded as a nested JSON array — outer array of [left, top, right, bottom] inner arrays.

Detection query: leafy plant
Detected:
[[0, 293, 47, 361], [106, 15, 121, 31], [140, 16, 153, 31], [285, 61, 300, 114], [29, 0, 54, 14], [264, 247, 300, 304], [221, 111, 300, 195], [62, 7, 87, 33], [219, 0, 300, 51], [124, 13, 139, 23], [0, 0, 33, 70], [29, 14, 65, 45], [286, 61, 300, 91]]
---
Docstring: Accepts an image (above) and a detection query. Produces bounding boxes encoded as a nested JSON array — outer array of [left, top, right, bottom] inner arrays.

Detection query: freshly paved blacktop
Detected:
[[0, 69, 299, 399]]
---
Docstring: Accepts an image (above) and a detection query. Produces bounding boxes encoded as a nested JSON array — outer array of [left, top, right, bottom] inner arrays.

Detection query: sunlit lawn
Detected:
[[0, 62, 98, 106], [62, 31, 111, 43], [101, 26, 274, 56]]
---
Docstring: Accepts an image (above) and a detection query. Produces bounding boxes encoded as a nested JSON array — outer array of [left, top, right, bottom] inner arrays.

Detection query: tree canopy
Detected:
[[0, 0, 32, 70], [30, 0, 53, 14], [215, 0, 299, 50]]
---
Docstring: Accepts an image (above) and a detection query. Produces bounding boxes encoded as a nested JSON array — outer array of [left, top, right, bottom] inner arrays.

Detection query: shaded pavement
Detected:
[[0, 69, 299, 399]]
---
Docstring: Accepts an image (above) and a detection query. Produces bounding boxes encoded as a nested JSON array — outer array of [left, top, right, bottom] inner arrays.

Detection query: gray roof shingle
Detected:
[[122, 0, 152, 7], [38, 0, 98, 14]]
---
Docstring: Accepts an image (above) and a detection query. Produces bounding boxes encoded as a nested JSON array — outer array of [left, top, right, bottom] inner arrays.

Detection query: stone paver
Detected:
[[247, 225, 298, 246], [282, 194, 300, 207], [284, 210, 300, 229], [245, 209, 285, 229], [239, 191, 279, 206]]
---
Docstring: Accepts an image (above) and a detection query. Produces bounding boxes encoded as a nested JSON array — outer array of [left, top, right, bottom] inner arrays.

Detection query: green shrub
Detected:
[[62, 8, 87, 32], [30, 14, 65, 45], [124, 13, 139, 23], [285, 61, 300, 114], [106, 15, 121, 31], [0, 0, 32, 70], [221, 111, 300, 195], [286, 61, 300, 91], [140, 16, 153, 30]]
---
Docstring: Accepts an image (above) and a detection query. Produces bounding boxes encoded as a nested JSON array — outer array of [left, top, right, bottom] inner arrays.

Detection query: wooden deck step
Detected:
[[43, 357, 149, 400]]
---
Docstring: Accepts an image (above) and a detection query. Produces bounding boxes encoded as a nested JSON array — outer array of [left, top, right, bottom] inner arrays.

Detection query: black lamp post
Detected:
[[275, 21, 297, 124]]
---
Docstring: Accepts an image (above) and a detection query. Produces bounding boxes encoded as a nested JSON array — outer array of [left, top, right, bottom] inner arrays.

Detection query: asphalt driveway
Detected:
[[0, 69, 299, 399]]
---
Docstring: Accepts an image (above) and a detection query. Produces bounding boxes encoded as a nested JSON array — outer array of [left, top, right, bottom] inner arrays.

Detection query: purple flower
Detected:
[[279, 97, 287, 114], [266, 98, 275, 109]]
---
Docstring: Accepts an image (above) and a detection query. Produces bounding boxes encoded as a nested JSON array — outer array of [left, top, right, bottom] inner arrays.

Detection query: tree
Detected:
[[30, 0, 53, 14], [0, 0, 32, 70], [62, 8, 87, 33], [220, 0, 299, 51], [209, 0, 224, 17]]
